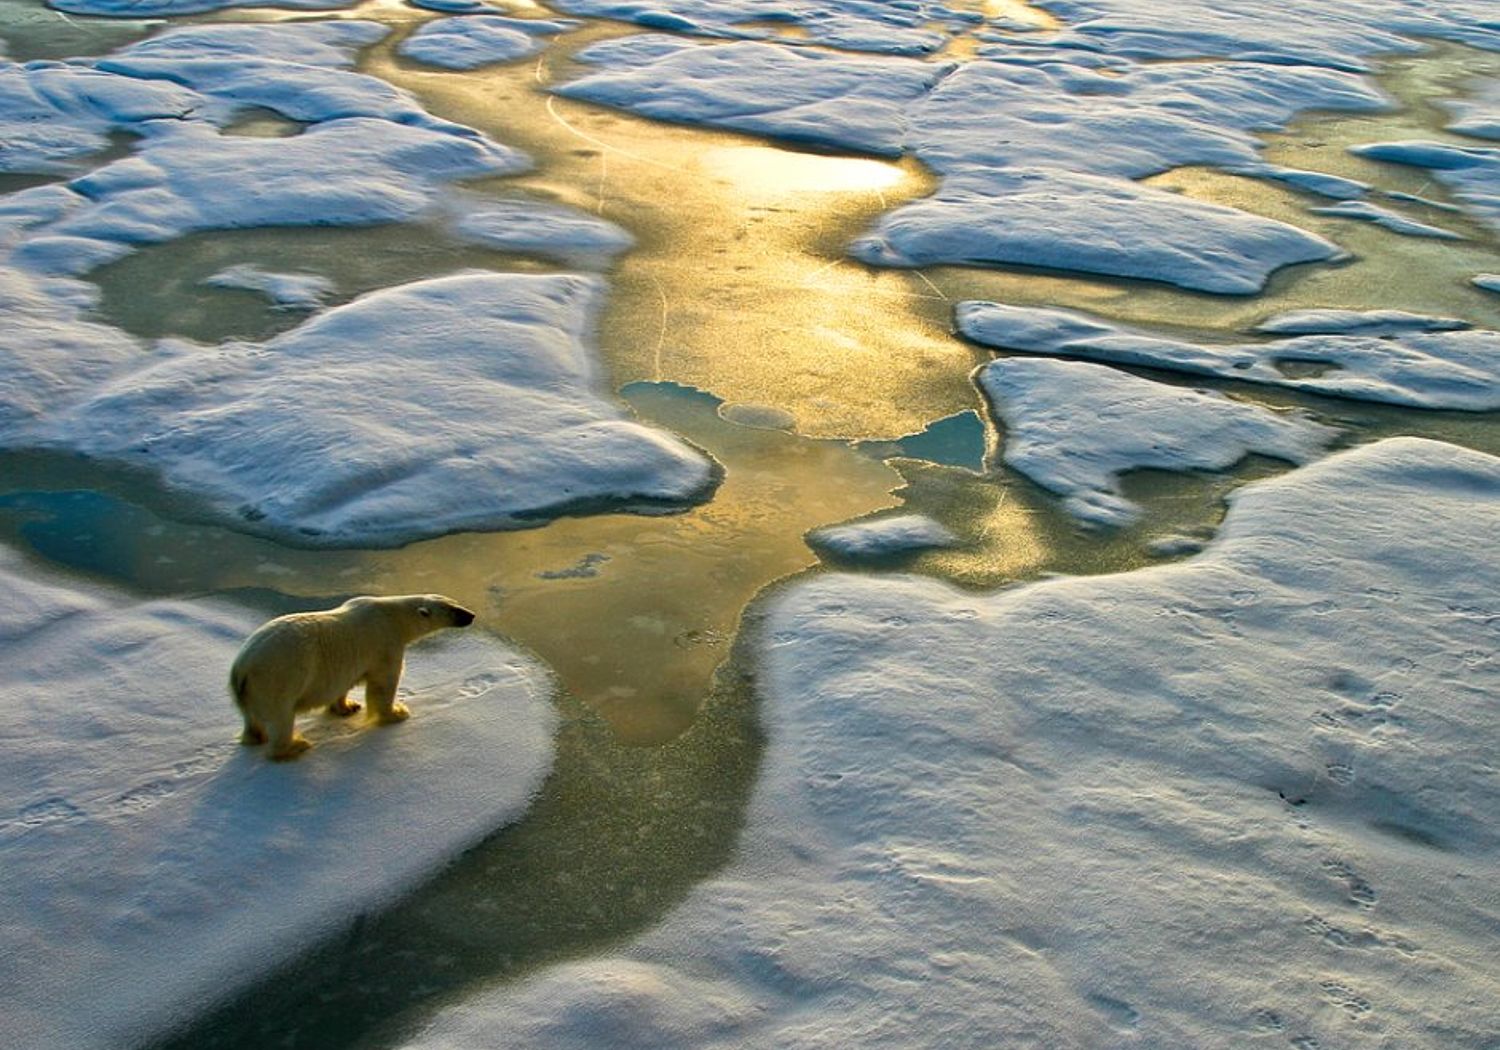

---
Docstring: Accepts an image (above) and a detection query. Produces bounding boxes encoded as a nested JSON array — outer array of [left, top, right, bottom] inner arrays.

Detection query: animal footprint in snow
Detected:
[[1324, 762, 1355, 785], [1319, 980, 1371, 1016], [455, 673, 501, 700], [1322, 859, 1377, 909], [10, 796, 85, 832]]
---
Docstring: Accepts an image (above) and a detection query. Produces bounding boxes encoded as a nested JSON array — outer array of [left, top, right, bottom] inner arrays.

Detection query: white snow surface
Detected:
[[958, 300, 1500, 411], [404, 437, 1500, 1049], [41, 272, 716, 547], [1444, 77, 1500, 141], [558, 36, 948, 156], [0, 548, 559, 1050], [202, 263, 335, 308], [1310, 200, 1463, 240], [978, 357, 1338, 526], [1034, 0, 1500, 69], [52, 0, 352, 16], [447, 198, 635, 265], [1474, 273, 1500, 294], [1351, 140, 1500, 235], [397, 15, 577, 70], [549, 0, 977, 55], [806, 513, 958, 559], [852, 166, 1342, 293], [1254, 309, 1471, 336]]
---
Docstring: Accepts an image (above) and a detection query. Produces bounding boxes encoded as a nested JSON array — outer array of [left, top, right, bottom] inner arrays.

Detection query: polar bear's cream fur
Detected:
[[229, 594, 476, 760]]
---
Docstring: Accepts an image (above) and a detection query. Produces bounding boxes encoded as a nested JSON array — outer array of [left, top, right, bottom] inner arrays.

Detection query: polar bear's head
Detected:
[[383, 594, 477, 638], [411, 594, 477, 629]]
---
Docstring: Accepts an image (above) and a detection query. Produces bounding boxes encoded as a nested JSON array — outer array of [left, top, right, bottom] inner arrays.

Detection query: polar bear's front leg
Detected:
[[267, 714, 312, 761], [365, 663, 410, 725]]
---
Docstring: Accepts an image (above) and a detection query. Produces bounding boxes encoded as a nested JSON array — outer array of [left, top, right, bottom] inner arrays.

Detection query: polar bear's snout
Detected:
[[453, 605, 476, 627]]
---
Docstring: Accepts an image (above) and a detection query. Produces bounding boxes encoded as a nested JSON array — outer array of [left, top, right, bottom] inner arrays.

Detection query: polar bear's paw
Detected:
[[270, 736, 312, 761], [328, 696, 362, 718], [374, 701, 411, 725]]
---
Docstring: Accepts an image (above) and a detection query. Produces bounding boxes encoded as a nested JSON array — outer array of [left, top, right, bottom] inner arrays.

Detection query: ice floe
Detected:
[[1444, 77, 1500, 141], [557, 37, 1380, 290], [806, 513, 958, 559], [47, 116, 524, 252], [52, 0, 352, 16], [1033, 0, 1500, 69], [851, 167, 1343, 294], [549, 0, 978, 55], [1254, 309, 1470, 336], [558, 36, 947, 156], [1352, 141, 1500, 234], [43, 272, 717, 547], [1310, 199, 1463, 240], [0, 22, 713, 546], [202, 264, 335, 309], [402, 437, 1500, 1049], [398, 14, 578, 70], [958, 300, 1500, 411], [446, 198, 635, 266], [1474, 274, 1500, 294], [905, 57, 1388, 179], [978, 357, 1338, 526], [0, 547, 558, 1050], [0, 61, 200, 173]]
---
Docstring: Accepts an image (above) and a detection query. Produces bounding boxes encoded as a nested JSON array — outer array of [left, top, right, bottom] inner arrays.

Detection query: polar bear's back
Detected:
[[229, 602, 392, 711]]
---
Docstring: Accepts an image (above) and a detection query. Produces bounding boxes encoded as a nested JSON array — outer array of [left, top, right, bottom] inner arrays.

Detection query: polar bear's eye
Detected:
[[418, 606, 432, 617]]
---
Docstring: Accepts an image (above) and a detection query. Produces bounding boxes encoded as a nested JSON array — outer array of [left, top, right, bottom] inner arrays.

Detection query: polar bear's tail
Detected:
[[230, 668, 250, 708]]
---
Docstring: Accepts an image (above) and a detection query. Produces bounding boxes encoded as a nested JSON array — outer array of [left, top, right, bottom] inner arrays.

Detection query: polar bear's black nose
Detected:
[[454, 607, 476, 627]]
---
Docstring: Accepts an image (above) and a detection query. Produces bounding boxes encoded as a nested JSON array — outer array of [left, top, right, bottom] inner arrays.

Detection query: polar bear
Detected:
[[229, 594, 477, 760]]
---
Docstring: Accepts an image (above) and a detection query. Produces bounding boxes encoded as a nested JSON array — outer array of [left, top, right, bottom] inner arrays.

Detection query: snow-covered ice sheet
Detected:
[[1352, 141, 1500, 235], [0, 61, 201, 173], [557, 37, 1379, 290], [0, 236, 143, 436], [851, 166, 1343, 293], [1310, 200, 1463, 240], [47, 117, 523, 249], [906, 56, 1388, 180], [0, 547, 558, 1050], [558, 36, 947, 156], [1033, 0, 1500, 69], [1254, 309, 1470, 336], [447, 198, 635, 266], [958, 300, 1500, 411], [549, 0, 978, 55], [52, 0, 353, 17], [398, 14, 578, 70], [403, 437, 1500, 1049], [1444, 77, 1500, 141], [202, 263, 335, 309], [0, 21, 715, 546], [978, 357, 1337, 526], [806, 513, 957, 559], [43, 272, 717, 547]]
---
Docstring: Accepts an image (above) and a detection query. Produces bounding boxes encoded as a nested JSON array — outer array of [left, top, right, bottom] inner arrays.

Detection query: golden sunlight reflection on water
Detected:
[[372, 38, 984, 440], [696, 145, 908, 198]]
